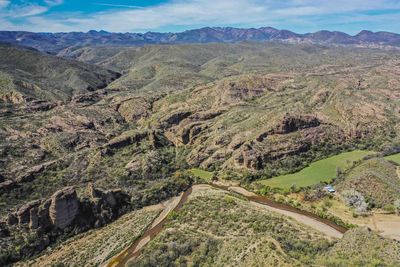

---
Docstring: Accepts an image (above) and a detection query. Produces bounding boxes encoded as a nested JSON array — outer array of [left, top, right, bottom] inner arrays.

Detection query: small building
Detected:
[[324, 185, 335, 193]]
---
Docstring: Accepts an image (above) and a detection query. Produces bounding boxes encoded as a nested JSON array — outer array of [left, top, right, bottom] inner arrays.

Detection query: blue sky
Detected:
[[0, 0, 399, 34]]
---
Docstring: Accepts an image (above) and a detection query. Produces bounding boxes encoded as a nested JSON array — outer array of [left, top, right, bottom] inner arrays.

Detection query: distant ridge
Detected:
[[1, 26, 399, 53]]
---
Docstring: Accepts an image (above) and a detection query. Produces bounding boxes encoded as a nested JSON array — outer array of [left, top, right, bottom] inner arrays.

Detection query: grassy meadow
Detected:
[[259, 150, 374, 189], [190, 168, 214, 181], [385, 153, 400, 164]]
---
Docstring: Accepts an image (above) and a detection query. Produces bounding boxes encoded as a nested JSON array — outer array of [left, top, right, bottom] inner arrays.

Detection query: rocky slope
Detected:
[[0, 184, 130, 264]]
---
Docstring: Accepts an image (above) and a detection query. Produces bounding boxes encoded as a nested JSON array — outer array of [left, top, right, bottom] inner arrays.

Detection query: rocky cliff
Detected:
[[6, 185, 129, 231]]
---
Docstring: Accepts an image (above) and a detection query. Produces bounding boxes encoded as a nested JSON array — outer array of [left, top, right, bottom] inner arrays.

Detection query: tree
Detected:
[[335, 167, 342, 178], [342, 189, 369, 215]]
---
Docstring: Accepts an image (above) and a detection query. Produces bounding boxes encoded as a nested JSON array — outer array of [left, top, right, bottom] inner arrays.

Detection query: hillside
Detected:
[[139, 45, 399, 173], [0, 43, 120, 104], [129, 186, 400, 267], [17, 186, 400, 267], [336, 158, 400, 207], [15, 206, 162, 267]]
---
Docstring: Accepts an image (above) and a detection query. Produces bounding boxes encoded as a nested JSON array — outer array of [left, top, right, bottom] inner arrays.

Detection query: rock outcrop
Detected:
[[105, 131, 148, 149], [162, 111, 192, 127], [15, 200, 41, 226], [16, 161, 57, 183], [5, 185, 130, 231], [49, 187, 79, 229], [17, 164, 45, 183], [105, 130, 169, 150], [163, 110, 223, 146], [270, 115, 321, 135], [117, 97, 152, 122]]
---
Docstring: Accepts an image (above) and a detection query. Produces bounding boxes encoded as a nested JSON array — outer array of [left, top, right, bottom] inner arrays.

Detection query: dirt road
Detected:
[[105, 184, 347, 266]]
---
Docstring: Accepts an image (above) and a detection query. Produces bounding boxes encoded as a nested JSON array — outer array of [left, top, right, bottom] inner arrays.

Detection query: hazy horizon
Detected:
[[1, 25, 399, 35], [0, 0, 399, 34]]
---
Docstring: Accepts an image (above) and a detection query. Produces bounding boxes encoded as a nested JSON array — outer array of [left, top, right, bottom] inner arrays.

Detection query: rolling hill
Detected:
[[0, 43, 120, 104]]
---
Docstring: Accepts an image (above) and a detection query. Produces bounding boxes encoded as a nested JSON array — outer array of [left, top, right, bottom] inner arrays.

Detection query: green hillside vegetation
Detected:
[[336, 157, 400, 207], [0, 44, 119, 103], [190, 168, 213, 181], [385, 153, 400, 164], [129, 187, 400, 267], [130, 187, 332, 266], [259, 150, 374, 189], [317, 228, 400, 266], [67, 43, 400, 96]]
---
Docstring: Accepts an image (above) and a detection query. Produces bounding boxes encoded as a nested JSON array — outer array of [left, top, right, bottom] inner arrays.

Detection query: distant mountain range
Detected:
[[1, 27, 400, 53]]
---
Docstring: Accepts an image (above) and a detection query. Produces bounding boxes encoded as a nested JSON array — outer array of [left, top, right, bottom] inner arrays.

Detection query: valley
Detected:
[[0, 36, 399, 266]]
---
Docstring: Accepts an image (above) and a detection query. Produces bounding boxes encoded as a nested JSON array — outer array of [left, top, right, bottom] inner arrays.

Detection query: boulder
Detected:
[[49, 187, 79, 229], [38, 199, 51, 229]]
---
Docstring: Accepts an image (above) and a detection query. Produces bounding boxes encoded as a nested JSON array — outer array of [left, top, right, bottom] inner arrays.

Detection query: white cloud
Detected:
[[0, 0, 9, 8], [0, 0, 399, 33], [44, 0, 64, 6], [10, 5, 49, 18], [0, 0, 64, 19], [94, 3, 144, 9]]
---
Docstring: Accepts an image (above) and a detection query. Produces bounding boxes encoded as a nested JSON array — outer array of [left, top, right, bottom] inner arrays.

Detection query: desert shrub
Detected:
[[322, 198, 332, 208], [380, 145, 400, 157], [383, 204, 396, 214], [241, 171, 261, 184], [342, 189, 369, 215], [304, 187, 326, 201], [132, 173, 193, 208]]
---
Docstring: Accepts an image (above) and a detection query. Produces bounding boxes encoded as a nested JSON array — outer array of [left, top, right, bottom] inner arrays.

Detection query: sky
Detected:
[[0, 0, 399, 34]]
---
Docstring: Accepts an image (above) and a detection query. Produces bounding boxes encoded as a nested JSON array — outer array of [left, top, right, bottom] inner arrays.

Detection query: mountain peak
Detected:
[[1, 27, 399, 53]]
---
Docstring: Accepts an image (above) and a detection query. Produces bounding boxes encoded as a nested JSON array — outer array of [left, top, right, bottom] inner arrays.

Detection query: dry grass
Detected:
[[17, 206, 162, 267]]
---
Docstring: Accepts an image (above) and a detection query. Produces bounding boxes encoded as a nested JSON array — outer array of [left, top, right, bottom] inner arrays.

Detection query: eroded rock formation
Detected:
[[6, 184, 130, 231], [49, 187, 79, 229]]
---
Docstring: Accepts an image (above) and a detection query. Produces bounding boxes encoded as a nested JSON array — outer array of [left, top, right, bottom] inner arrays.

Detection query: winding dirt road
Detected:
[[105, 184, 347, 267]]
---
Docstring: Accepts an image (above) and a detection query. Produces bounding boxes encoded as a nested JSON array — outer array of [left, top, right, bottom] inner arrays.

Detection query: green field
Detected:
[[190, 168, 213, 181], [259, 150, 374, 189], [385, 153, 400, 164]]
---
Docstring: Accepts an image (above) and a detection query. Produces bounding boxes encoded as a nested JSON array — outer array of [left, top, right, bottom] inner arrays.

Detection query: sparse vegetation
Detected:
[[16, 207, 161, 267], [130, 188, 400, 266]]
